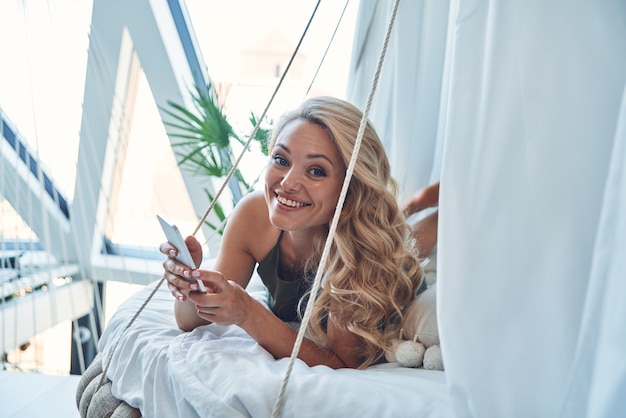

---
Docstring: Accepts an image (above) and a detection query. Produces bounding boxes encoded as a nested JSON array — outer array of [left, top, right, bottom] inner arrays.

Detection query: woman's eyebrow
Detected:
[[275, 143, 336, 167]]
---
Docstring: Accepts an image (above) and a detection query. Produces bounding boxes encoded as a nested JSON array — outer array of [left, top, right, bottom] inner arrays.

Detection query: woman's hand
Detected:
[[187, 271, 255, 326], [401, 181, 440, 217], [160, 235, 204, 302]]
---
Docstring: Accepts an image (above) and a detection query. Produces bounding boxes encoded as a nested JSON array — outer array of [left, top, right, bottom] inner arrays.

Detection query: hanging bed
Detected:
[[75, 264, 451, 418]]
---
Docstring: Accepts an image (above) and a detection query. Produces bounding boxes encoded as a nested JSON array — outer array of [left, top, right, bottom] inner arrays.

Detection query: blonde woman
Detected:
[[161, 96, 424, 369]]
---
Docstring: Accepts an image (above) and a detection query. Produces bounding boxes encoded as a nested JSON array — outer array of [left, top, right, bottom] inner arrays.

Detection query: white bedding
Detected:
[[100, 273, 452, 418]]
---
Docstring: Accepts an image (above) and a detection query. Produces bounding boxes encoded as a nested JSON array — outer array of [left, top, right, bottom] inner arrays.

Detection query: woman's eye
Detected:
[[272, 155, 288, 166], [309, 167, 326, 177]]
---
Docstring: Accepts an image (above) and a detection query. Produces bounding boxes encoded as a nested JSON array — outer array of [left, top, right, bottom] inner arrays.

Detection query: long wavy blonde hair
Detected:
[[269, 96, 423, 368]]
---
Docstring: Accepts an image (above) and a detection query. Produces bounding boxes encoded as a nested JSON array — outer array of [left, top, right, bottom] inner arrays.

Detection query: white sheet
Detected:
[[99, 274, 452, 418]]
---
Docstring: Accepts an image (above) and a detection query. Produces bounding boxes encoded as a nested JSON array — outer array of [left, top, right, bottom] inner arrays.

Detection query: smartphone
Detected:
[[157, 214, 206, 293]]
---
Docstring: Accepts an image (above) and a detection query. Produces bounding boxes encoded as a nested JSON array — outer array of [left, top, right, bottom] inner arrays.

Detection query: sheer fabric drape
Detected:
[[347, 0, 626, 416]]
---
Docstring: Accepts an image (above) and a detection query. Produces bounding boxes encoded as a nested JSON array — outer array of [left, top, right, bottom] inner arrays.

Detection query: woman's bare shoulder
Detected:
[[235, 190, 268, 213], [222, 191, 280, 262]]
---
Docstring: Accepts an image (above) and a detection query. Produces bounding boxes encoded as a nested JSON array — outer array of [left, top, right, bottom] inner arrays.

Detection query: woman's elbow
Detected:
[[174, 302, 208, 331], [176, 317, 196, 332]]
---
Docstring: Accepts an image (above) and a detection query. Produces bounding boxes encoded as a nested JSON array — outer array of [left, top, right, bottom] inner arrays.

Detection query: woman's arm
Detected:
[[242, 298, 362, 369], [401, 181, 440, 218], [411, 210, 438, 258], [401, 181, 440, 257], [189, 272, 362, 369], [162, 192, 266, 331]]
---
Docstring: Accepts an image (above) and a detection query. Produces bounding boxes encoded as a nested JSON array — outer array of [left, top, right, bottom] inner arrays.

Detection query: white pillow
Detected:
[[401, 283, 439, 348]]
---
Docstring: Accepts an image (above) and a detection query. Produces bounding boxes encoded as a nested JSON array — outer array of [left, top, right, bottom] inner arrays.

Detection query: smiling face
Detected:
[[264, 119, 346, 233]]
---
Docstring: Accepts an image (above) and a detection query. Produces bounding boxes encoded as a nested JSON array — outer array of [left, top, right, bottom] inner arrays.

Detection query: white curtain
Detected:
[[347, 0, 626, 417], [347, 0, 450, 202], [559, 85, 626, 417]]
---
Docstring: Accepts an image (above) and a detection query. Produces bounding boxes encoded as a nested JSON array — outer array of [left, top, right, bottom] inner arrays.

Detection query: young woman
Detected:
[[161, 96, 423, 369]]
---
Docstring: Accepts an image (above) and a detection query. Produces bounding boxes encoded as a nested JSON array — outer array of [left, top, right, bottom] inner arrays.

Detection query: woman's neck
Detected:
[[280, 227, 326, 271]]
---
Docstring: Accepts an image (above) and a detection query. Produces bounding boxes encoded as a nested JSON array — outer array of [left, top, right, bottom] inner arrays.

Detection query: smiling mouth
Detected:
[[275, 193, 310, 208]]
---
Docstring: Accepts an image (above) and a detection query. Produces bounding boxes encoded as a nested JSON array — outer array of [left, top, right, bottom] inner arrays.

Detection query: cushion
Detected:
[[401, 283, 439, 348]]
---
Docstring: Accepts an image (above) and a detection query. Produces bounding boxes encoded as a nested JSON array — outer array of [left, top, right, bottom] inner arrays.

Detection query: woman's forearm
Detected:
[[174, 297, 210, 331], [239, 299, 349, 369], [412, 210, 438, 258]]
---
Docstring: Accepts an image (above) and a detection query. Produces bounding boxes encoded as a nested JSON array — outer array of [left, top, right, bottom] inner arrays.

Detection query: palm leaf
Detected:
[[161, 81, 273, 234]]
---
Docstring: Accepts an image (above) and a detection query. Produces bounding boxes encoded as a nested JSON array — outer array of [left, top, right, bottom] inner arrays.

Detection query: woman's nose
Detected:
[[280, 169, 301, 192]]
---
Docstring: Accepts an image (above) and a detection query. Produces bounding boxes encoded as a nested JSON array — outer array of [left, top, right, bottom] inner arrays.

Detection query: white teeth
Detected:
[[276, 195, 307, 208]]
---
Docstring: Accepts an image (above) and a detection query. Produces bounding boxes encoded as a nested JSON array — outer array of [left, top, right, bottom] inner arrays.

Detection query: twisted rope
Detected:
[[271, 0, 401, 416]]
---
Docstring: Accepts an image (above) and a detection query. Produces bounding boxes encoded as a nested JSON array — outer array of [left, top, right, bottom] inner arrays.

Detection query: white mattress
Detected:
[[99, 274, 452, 418]]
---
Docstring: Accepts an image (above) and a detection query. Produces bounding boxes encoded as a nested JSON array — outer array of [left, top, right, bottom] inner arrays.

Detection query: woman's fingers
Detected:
[[184, 236, 203, 267], [190, 291, 226, 323], [187, 275, 249, 326], [167, 280, 187, 302], [166, 268, 252, 326], [189, 269, 228, 293], [163, 259, 211, 304], [163, 258, 193, 284]]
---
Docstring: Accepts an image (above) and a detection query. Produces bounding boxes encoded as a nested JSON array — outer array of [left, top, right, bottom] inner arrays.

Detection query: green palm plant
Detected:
[[162, 82, 271, 235]]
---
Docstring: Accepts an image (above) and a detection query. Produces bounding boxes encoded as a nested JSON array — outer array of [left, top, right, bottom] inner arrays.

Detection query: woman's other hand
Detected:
[[401, 181, 440, 217], [187, 270, 255, 326]]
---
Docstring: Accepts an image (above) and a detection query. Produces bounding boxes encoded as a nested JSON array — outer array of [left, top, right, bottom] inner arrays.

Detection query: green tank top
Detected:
[[256, 232, 426, 322], [256, 231, 311, 322]]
